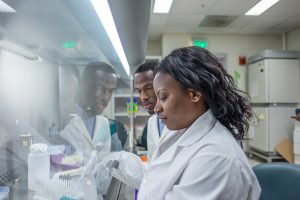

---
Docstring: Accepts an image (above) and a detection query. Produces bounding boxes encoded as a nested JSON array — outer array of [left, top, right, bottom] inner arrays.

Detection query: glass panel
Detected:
[[0, 0, 132, 199]]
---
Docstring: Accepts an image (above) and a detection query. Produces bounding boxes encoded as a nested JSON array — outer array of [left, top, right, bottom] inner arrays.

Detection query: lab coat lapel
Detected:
[[92, 115, 111, 158], [92, 115, 110, 145], [59, 115, 94, 154], [152, 115, 161, 144], [150, 129, 181, 167], [72, 116, 95, 148], [150, 110, 216, 167]]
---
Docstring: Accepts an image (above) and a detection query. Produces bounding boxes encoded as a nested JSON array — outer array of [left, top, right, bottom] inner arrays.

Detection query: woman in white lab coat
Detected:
[[106, 46, 261, 199]]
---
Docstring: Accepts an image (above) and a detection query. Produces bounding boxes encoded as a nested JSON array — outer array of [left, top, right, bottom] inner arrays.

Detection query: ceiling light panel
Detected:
[[0, 0, 16, 12], [245, 0, 280, 16], [153, 0, 174, 13]]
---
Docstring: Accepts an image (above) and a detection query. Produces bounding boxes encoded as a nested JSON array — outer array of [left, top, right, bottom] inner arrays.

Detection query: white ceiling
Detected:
[[148, 0, 300, 40]]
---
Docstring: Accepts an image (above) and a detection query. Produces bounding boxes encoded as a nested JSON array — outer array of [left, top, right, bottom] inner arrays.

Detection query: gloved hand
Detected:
[[93, 159, 114, 195], [94, 151, 145, 189]]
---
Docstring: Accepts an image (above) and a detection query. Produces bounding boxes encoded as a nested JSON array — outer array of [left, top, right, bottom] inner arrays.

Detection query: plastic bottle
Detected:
[[127, 98, 131, 113], [48, 123, 58, 138], [28, 143, 50, 191], [133, 98, 138, 113]]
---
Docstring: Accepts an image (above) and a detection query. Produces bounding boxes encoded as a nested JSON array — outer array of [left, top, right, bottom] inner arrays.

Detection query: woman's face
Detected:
[[153, 72, 206, 130]]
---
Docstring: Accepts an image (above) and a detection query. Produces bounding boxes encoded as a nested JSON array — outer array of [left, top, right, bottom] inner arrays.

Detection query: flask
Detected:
[[28, 143, 50, 191]]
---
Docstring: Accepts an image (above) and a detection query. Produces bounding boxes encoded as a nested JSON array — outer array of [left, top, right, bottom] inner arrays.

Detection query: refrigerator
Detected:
[[247, 50, 300, 153]]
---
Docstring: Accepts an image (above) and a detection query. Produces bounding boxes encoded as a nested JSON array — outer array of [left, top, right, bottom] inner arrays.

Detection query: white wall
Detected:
[[0, 49, 59, 140], [152, 33, 282, 91], [287, 27, 300, 51], [147, 40, 162, 56]]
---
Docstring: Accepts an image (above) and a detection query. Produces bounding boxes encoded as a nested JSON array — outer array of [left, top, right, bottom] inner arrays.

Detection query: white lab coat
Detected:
[[147, 114, 161, 159], [137, 110, 261, 200], [59, 114, 111, 161], [59, 115, 114, 198]]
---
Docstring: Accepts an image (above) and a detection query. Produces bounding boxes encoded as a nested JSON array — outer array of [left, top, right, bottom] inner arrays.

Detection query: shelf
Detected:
[[114, 94, 139, 98], [136, 112, 150, 116], [115, 112, 129, 116], [115, 112, 149, 117]]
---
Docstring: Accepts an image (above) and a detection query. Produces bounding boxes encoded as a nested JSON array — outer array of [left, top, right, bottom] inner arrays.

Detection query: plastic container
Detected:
[[127, 98, 131, 113], [28, 143, 50, 191], [133, 98, 138, 113], [0, 186, 9, 200]]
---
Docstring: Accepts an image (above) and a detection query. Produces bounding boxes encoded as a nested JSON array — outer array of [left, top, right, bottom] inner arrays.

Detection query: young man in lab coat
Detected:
[[58, 61, 123, 198], [134, 61, 165, 159], [59, 62, 122, 158]]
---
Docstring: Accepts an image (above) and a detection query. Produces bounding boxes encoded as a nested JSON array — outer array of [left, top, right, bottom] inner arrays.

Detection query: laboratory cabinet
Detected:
[[248, 55, 300, 104], [249, 106, 294, 152], [247, 50, 300, 161]]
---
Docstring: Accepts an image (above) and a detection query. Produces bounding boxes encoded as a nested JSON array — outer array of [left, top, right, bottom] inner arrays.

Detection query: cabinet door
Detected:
[[269, 106, 294, 151], [249, 107, 269, 151], [268, 59, 300, 103], [248, 60, 268, 103]]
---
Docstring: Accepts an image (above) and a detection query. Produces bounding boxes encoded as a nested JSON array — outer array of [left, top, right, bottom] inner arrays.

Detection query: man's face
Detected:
[[134, 70, 156, 114], [84, 70, 117, 115]]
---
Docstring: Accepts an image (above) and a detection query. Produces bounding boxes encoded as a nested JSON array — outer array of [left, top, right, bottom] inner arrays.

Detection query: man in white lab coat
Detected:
[[134, 61, 165, 159], [58, 62, 123, 198], [59, 62, 122, 158]]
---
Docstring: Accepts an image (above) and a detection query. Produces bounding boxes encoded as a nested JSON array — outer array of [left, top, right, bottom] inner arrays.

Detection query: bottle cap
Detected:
[[140, 155, 148, 162], [30, 143, 48, 153]]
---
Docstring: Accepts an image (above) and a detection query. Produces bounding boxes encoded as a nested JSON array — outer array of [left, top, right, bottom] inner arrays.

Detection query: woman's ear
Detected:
[[188, 89, 201, 103]]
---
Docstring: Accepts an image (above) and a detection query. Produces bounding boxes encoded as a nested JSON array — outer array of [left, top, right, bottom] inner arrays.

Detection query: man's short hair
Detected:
[[81, 61, 116, 83], [135, 61, 158, 74]]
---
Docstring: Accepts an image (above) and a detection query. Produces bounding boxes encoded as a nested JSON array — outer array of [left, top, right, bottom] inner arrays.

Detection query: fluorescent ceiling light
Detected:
[[153, 0, 174, 13], [0, 0, 16, 12], [245, 0, 280, 16], [91, 0, 131, 76], [0, 40, 40, 60]]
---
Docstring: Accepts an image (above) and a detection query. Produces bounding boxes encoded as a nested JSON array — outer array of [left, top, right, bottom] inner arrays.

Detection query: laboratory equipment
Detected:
[[33, 178, 84, 200], [28, 143, 50, 191], [247, 50, 300, 161], [51, 144, 104, 200], [251, 106, 295, 152], [248, 50, 300, 103], [0, 141, 21, 186], [18, 133, 33, 151], [52, 167, 96, 200]]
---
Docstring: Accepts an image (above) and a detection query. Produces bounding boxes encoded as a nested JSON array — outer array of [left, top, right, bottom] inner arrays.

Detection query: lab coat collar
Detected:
[[150, 110, 216, 166], [177, 109, 217, 147], [152, 114, 161, 143]]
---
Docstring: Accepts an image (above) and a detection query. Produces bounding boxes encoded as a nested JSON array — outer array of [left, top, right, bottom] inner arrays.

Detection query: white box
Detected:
[[293, 130, 300, 143], [294, 121, 300, 131], [295, 154, 300, 165], [294, 143, 300, 154]]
